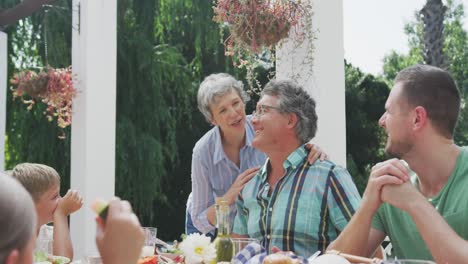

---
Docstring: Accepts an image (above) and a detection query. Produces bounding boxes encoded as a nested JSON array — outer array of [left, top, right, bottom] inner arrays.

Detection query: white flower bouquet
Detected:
[[158, 233, 216, 264]]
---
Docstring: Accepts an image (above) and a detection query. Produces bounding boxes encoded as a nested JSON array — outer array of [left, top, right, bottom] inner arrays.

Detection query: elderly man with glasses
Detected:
[[232, 79, 361, 258]]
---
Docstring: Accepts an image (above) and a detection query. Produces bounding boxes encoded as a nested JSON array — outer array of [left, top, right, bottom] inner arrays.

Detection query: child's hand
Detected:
[[56, 190, 83, 216]]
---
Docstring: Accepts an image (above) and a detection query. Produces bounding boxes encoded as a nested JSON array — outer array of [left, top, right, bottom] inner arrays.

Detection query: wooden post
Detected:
[[70, 0, 117, 258], [276, 0, 347, 166]]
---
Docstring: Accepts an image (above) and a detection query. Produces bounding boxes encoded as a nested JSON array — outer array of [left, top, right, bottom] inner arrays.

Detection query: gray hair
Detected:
[[197, 73, 249, 122], [261, 79, 317, 144], [0, 173, 36, 263]]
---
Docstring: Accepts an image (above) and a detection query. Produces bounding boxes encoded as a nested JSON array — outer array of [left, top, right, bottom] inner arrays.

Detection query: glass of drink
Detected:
[[86, 256, 103, 264], [35, 238, 53, 254], [141, 227, 158, 257], [231, 237, 260, 257]]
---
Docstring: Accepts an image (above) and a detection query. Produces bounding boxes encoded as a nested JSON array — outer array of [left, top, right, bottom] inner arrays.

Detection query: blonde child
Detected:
[[0, 173, 144, 264], [10, 163, 83, 259]]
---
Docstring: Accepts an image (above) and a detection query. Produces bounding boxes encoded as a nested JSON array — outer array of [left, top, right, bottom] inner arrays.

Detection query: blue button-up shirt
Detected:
[[190, 116, 267, 234]]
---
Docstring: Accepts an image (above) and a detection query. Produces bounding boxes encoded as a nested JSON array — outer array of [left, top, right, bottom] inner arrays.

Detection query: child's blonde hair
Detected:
[[10, 163, 61, 201]]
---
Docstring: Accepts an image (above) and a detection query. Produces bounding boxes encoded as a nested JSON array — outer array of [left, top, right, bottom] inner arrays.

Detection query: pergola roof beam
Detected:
[[0, 0, 56, 30]]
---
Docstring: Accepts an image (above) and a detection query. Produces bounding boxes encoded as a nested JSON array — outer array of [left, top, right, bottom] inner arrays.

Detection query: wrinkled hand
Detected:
[[270, 246, 302, 263], [381, 181, 424, 212], [96, 198, 144, 264], [362, 158, 410, 213], [56, 190, 83, 216], [223, 167, 260, 205], [304, 143, 328, 164]]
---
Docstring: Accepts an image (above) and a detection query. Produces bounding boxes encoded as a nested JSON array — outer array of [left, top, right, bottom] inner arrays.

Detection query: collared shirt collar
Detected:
[[258, 145, 308, 182], [212, 121, 254, 165], [212, 126, 225, 164]]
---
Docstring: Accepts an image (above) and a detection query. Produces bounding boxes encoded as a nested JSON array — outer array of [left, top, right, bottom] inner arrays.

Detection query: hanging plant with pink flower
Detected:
[[10, 66, 76, 135], [213, 0, 314, 91], [214, 0, 309, 53]]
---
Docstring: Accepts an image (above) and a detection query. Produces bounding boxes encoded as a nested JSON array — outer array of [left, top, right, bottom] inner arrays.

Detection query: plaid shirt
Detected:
[[233, 145, 361, 257]]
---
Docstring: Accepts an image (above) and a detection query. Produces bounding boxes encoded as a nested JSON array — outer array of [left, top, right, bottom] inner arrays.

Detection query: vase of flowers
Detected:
[[10, 66, 76, 133]]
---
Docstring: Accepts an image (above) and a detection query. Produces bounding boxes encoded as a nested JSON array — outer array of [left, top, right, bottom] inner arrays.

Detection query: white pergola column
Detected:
[[276, 0, 347, 166], [0, 32, 7, 172], [70, 0, 117, 259]]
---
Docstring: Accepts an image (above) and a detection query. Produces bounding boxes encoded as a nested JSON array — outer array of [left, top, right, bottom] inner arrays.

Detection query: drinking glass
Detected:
[[381, 260, 436, 264], [86, 256, 102, 264], [141, 227, 158, 257], [36, 238, 53, 254], [231, 237, 260, 256]]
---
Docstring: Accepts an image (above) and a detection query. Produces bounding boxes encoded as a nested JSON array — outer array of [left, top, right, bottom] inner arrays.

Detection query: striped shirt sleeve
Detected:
[[233, 193, 249, 235], [191, 150, 216, 234], [326, 166, 361, 231]]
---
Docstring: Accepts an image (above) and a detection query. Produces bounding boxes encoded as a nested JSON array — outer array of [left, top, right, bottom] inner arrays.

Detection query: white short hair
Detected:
[[197, 73, 249, 122]]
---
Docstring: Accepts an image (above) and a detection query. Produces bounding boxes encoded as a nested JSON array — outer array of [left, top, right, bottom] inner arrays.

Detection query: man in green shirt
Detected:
[[329, 64, 468, 263]]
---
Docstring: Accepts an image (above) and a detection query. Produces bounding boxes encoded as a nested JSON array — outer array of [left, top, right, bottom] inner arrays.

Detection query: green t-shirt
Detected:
[[372, 147, 468, 260]]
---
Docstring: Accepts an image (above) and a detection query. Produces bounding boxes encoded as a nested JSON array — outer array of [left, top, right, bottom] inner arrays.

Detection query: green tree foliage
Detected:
[[3, 0, 260, 240], [4, 0, 72, 196], [420, 0, 447, 67], [443, 1, 468, 145], [115, 0, 242, 239], [382, 0, 468, 145], [344, 61, 389, 193], [4, 0, 395, 240]]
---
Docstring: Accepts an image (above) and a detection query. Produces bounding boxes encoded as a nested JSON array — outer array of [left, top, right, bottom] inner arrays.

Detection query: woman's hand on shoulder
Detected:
[[305, 143, 329, 164], [223, 167, 260, 205]]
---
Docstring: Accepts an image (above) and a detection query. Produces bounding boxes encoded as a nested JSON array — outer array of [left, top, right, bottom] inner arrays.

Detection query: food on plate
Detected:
[[90, 199, 109, 220], [262, 253, 299, 264], [137, 255, 158, 264], [156, 244, 182, 256], [310, 254, 351, 264], [156, 247, 184, 263], [33, 251, 71, 264], [50, 256, 71, 264]]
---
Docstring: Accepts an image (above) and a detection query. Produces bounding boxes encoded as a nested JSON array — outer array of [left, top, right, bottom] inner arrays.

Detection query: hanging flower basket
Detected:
[[213, 0, 314, 92], [10, 66, 76, 132], [214, 0, 309, 53]]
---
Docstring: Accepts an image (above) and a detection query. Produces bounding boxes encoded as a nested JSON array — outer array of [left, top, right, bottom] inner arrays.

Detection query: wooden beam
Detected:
[[0, 0, 57, 29]]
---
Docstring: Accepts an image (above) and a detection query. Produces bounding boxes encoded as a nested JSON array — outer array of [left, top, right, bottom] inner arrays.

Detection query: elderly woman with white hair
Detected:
[[0, 173, 144, 264], [187, 73, 327, 235]]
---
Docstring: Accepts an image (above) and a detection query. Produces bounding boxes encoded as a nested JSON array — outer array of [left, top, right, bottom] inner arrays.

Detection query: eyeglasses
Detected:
[[252, 104, 282, 119]]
